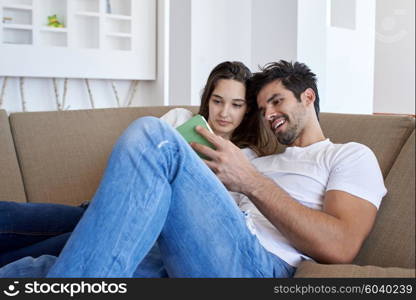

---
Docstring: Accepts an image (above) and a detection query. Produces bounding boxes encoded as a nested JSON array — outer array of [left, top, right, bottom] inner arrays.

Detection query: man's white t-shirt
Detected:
[[234, 139, 387, 266], [161, 108, 387, 267]]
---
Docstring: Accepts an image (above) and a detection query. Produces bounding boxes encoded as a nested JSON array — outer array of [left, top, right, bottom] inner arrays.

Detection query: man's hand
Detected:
[[190, 126, 258, 193]]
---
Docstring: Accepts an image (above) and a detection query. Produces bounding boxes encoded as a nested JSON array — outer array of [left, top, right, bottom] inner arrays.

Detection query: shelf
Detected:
[[40, 26, 67, 33], [2, 4, 33, 11], [106, 0, 131, 16], [3, 24, 32, 30], [73, 16, 99, 49], [3, 6, 32, 25], [105, 14, 132, 21], [37, 0, 66, 29], [106, 17, 131, 35], [105, 35, 131, 51], [106, 32, 132, 38], [3, 27, 32, 44], [74, 0, 99, 14], [1, 0, 32, 5], [39, 31, 67, 47], [75, 12, 100, 18], [0, 0, 156, 80]]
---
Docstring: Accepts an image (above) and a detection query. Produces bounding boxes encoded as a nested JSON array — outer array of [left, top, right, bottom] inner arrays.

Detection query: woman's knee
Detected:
[[115, 117, 171, 150]]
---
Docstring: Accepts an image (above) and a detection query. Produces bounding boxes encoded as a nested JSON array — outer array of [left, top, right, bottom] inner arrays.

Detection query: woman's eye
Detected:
[[233, 104, 243, 108], [212, 99, 221, 104]]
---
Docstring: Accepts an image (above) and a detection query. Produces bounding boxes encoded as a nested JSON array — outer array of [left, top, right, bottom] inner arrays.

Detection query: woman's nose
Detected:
[[220, 105, 230, 117]]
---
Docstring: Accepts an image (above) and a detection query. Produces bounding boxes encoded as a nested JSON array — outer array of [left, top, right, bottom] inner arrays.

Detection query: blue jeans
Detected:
[[2, 117, 295, 277], [0, 202, 166, 277], [0, 201, 84, 267]]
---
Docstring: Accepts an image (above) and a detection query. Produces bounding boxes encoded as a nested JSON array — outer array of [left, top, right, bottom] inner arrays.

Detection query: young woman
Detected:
[[161, 61, 277, 157], [0, 61, 278, 277]]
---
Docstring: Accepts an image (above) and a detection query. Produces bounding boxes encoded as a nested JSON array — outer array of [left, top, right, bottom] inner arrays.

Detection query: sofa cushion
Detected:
[[9, 106, 198, 205], [294, 260, 415, 278], [9, 109, 415, 209], [353, 130, 415, 269], [319, 113, 415, 178], [0, 110, 26, 203]]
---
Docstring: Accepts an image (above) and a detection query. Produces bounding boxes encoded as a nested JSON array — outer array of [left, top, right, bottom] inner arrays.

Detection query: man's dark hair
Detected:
[[247, 60, 320, 119]]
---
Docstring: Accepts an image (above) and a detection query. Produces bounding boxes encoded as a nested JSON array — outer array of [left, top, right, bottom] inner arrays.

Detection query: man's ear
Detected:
[[301, 88, 316, 106]]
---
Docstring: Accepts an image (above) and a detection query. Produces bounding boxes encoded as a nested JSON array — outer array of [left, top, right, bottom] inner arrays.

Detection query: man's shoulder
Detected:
[[331, 141, 373, 155], [328, 141, 377, 166]]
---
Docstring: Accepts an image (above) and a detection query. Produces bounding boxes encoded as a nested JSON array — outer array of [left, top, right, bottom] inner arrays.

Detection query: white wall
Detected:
[[298, 0, 414, 115], [168, 0, 191, 106], [1, 0, 414, 115], [139, 0, 170, 106], [190, 0, 252, 105], [0, 77, 132, 114], [168, 0, 298, 106], [373, 0, 415, 114], [251, 0, 297, 67], [298, 0, 376, 114], [297, 0, 327, 111], [325, 0, 376, 114]]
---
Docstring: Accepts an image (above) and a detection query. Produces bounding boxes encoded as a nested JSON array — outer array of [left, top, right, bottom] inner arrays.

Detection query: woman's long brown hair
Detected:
[[198, 61, 279, 156]]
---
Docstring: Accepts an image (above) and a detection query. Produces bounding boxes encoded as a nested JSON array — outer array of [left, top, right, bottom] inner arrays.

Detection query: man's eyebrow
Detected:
[[266, 93, 283, 103]]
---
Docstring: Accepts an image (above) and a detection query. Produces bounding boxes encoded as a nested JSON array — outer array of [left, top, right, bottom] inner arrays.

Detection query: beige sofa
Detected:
[[0, 106, 415, 277]]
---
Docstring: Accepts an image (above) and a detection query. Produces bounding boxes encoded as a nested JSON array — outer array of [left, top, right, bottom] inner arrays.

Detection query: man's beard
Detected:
[[275, 107, 306, 145], [276, 123, 299, 145]]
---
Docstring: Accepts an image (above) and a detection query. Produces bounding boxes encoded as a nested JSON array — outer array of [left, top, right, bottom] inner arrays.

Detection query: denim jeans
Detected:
[[0, 245, 166, 278], [0, 201, 85, 267], [0, 202, 166, 277], [2, 117, 295, 277]]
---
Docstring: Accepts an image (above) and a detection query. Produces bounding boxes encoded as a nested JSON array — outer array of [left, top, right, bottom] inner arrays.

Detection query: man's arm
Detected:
[[244, 176, 377, 264], [192, 126, 378, 264]]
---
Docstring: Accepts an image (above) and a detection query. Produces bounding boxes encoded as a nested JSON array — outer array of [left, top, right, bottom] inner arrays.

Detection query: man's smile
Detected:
[[271, 117, 287, 133]]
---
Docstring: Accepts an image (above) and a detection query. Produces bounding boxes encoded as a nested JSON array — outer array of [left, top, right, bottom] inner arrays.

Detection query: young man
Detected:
[[0, 61, 386, 277], [193, 61, 387, 265]]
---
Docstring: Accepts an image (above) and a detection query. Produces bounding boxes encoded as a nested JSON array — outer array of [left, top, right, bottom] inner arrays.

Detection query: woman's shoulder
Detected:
[[160, 108, 194, 128]]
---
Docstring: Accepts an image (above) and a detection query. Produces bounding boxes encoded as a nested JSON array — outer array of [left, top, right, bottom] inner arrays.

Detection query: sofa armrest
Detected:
[[294, 261, 415, 278]]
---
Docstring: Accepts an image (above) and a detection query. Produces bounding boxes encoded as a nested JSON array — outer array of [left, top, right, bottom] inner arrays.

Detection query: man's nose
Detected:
[[265, 107, 277, 121]]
